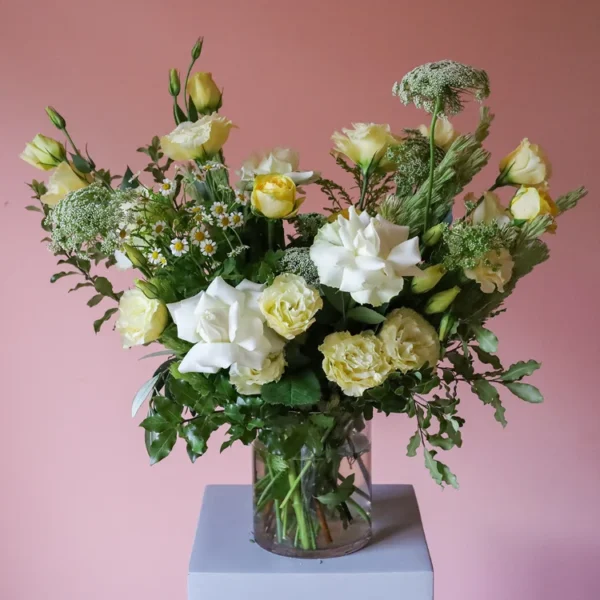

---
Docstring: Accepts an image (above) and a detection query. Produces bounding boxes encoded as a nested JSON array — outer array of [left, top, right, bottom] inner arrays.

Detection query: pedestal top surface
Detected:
[[189, 484, 433, 575]]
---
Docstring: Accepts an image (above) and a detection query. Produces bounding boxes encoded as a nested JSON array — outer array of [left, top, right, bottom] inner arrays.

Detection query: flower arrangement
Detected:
[[21, 39, 587, 557]]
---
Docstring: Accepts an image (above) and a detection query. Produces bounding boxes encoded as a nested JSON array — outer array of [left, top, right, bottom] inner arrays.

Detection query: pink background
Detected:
[[1, 1, 599, 598]]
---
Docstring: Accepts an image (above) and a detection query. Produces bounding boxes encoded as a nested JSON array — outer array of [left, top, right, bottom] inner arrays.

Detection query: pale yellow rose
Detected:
[[229, 352, 286, 395], [40, 162, 87, 206], [472, 191, 511, 226], [116, 288, 168, 348], [378, 308, 440, 373], [20, 134, 66, 171], [319, 331, 390, 397], [251, 174, 304, 219], [160, 115, 235, 161], [187, 72, 221, 113], [418, 118, 459, 151], [510, 186, 559, 232], [331, 123, 402, 171], [259, 273, 322, 340], [464, 249, 514, 294], [499, 138, 551, 186]]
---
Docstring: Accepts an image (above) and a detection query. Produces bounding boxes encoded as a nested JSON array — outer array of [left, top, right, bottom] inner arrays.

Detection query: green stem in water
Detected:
[[287, 464, 311, 550], [423, 96, 443, 232], [280, 459, 313, 510], [347, 497, 371, 526], [274, 500, 283, 543]]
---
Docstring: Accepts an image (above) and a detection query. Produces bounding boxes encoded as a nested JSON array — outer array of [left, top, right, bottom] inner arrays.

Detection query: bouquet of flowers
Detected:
[[21, 39, 586, 558]]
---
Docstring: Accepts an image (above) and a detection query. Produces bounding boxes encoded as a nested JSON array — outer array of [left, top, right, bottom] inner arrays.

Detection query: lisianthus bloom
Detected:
[[510, 186, 559, 232], [160, 115, 235, 161], [251, 174, 304, 219], [331, 123, 402, 171], [40, 161, 87, 206], [498, 138, 551, 186], [472, 191, 510, 226], [20, 134, 66, 170], [309, 206, 421, 307], [166, 277, 284, 374], [258, 274, 322, 340], [237, 147, 318, 190], [378, 308, 440, 373], [187, 72, 221, 113], [464, 249, 514, 294], [116, 289, 168, 348], [418, 118, 459, 151], [319, 331, 390, 397], [229, 352, 286, 395]]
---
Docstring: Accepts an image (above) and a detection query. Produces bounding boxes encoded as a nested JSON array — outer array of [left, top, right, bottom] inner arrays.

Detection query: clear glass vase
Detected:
[[252, 421, 372, 558]]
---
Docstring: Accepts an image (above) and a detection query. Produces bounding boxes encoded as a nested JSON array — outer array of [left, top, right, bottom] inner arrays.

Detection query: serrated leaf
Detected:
[[261, 370, 321, 407], [406, 431, 421, 457], [427, 434, 455, 450], [93, 307, 118, 333], [139, 414, 170, 432], [504, 382, 543, 403], [472, 346, 502, 370], [501, 360, 541, 382], [473, 326, 498, 353], [132, 375, 160, 417], [439, 462, 459, 489], [424, 449, 444, 486], [347, 306, 386, 325], [471, 379, 499, 405], [316, 474, 355, 506], [492, 399, 507, 427], [181, 422, 208, 455]]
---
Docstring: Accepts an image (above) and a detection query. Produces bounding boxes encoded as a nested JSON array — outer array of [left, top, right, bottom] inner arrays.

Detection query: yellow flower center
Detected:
[[174, 241, 184, 251], [154, 224, 164, 234], [162, 183, 171, 190], [151, 251, 160, 260], [214, 205, 224, 214], [221, 217, 230, 226], [204, 243, 214, 253], [194, 230, 206, 242]]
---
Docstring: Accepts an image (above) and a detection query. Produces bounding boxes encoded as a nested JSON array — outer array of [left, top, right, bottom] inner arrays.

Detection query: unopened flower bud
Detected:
[[169, 68, 181, 96], [45, 106, 66, 130], [191, 37, 204, 60], [438, 313, 456, 341], [135, 279, 159, 300], [123, 244, 147, 269], [422, 224, 444, 246], [412, 264, 446, 294], [425, 286, 460, 315]]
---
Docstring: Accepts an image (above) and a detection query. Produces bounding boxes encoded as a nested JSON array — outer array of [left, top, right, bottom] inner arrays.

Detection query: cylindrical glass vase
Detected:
[[252, 421, 372, 558]]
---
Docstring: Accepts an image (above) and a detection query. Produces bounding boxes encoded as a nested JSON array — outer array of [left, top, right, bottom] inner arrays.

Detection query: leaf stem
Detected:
[[424, 96, 443, 232]]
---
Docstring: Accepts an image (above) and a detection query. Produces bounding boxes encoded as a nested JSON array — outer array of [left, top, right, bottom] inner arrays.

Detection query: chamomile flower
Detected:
[[230, 211, 244, 228], [170, 237, 189, 257], [190, 225, 209, 246], [151, 221, 167, 236], [217, 214, 232, 229], [160, 178, 175, 197], [192, 170, 205, 183], [201, 161, 226, 172], [147, 248, 165, 266], [159, 255, 168, 267], [115, 223, 131, 243], [235, 191, 249, 206], [211, 201, 228, 217], [200, 239, 217, 257]]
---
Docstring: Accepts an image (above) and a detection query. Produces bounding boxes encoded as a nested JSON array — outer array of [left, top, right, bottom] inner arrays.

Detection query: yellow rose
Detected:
[[251, 174, 304, 219], [510, 186, 559, 232], [115, 288, 168, 349], [20, 134, 66, 171], [378, 308, 440, 373], [499, 138, 551, 186], [187, 72, 222, 113], [259, 273, 322, 340], [160, 115, 235, 161], [229, 352, 286, 395], [331, 123, 402, 171], [40, 161, 87, 206], [319, 331, 390, 397], [418, 118, 459, 151], [464, 249, 514, 294]]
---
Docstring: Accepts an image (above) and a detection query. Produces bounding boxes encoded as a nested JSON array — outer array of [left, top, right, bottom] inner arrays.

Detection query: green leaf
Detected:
[[119, 166, 139, 190], [93, 307, 118, 333], [473, 326, 498, 353], [406, 431, 421, 457], [321, 286, 351, 314], [427, 434, 455, 450], [166, 376, 197, 408], [501, 360, 541, 382], [87, 294, 104, 307], [316, 474, 355, 507], [424, 449, 444, 486], [139, 414, 170, 432], [25, 204, 42, 212], [439, 461, 460, 489], [94, 276, 114, 297], [148, 429, 177, 465], [181, 422, 208, 455], [346, 306, 386, 325], [68, 282, 93, 293], [492, 399, 507, 427], [188, 97, 198, 122], [504, 382, 544, 403], [70, 153, 93, 174], [471, 379, 499, 405], [472, 346, 502, 370], [153, 395, 183, 424], [132, 374, 160, 417], [309, 414, 335, 429], [50, 271, 77, 283], [261, 370, 321, 407]]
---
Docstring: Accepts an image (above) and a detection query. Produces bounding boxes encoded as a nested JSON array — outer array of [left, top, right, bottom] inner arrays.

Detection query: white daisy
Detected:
[[190, 226, 209, 246], [201, 161, 226, 172], [116, 223, 131, 243], [159, 255, 168, 267], [160, 178, 175, 197], [211, 201, 228, 217], [151, 221, 167, 236], [217, 214, 232, 229], [235, 191, 249, 206], [147, 248, 165, 266], [200, 239, 217, 257], [170, 237, 189, 257], [230, 211, 244, 228]]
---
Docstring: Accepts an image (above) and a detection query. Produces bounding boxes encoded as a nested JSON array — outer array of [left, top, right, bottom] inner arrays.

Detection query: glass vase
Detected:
[[252, 421, 372, 558]]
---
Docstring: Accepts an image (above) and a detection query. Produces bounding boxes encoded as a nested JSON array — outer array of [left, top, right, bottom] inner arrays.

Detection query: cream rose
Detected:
[[259, 273, 322, 340], [40, 162, 87, 206], [187, 72, 221, 113], [251, 174, 304, 219], [418, 118, 459, 151], [229, 352, 286, 395], [510, 186, 559, 232], [499, 138, 551, 186], [20, 134, 66, 171], [319, 331, 390, 397], [116, 288, 168, 348], [464, 248, 514, 294], [378, 308, 440, 373], [160, 115, 235, 161], [472, 191, 511, 226], [331, 123, 402, 171]]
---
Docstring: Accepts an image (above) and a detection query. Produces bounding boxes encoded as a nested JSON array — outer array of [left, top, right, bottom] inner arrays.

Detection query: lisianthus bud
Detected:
[[169, 68, 181, 96], [187, 72, 221, 113], [123, 244, 147, 269], [412, 265, 446, 294], [45, 106, 66, 130], [20, 134, 66, 171], [191, 37, 204, 60], [135, 279, 159, 299], [425, 286, 460, 314], [422, 224, 444, 246], [438, 313, 456, 341]]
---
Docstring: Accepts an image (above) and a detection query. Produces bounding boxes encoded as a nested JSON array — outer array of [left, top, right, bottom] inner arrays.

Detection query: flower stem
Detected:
[[424, 96, 443, 232], [358, 167, 371, 212], [287, 464, 311, 550], [315, 500, 333, 544]]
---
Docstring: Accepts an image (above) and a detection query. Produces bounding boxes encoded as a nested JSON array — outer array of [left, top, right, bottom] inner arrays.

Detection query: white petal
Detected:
[[387, 237, 422, 274], [205, 276, 243, 307], [167, 293, 204, 343], [374, 216, 410, 256], [179, 342, 239, 373]]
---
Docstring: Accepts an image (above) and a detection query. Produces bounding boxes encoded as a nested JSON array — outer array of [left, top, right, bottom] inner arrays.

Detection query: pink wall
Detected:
[[2, 0, 599, 598]]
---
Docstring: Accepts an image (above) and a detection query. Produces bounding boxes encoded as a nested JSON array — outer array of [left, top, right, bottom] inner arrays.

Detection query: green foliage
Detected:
[[261, 370, 321, 407]]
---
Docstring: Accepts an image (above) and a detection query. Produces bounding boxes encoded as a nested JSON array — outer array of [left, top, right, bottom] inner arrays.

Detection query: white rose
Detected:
[[378, 308, 439, 373], [472, 191, 511, 226], [166, 277, 284, 374], [229, 352, 286, 395], [259, 273, 322, 340], [237, 147, 318, 190], [309, 206, 422, 307], [116, 289, 168, 348], [160, 115, 236, 161], [418, 118, 459, 151], [464, 248, 514, 294]]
